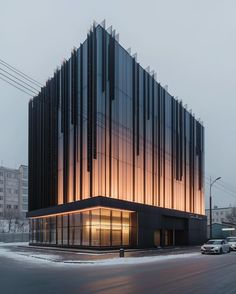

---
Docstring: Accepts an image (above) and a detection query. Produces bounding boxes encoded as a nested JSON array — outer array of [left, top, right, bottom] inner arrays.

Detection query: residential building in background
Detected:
[[0, 165, 28, 219], [205, 206, 236, 238], [28, 22, 206, 249], [205, 206, 233, 225]]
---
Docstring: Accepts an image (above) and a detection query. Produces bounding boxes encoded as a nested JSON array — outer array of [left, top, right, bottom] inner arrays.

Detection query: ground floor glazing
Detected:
[[29, 207, 137, 248]]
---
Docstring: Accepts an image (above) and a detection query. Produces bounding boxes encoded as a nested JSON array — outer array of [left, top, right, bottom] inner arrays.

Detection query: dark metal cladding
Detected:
[[184, 108, 187, 211], [132, 58, 136, 202], [147, 74, 150, 120], [87, 32, 93, 173], [93, 28, 97, 160], [143, 70, 146, 204], [102, 28, 106, 92], [108, 34, 115, 197], [108, 34, 115, 101], [157, 83, 161, 206], [163, 88, 166, 206], [136, 65, 140, 156], [71, 51, 78, 201], [171, 97, 174, 208], [28, 100, 33, 210], [151, 75, 155, 205], [28, 24, 204, 218], [80, 43, 83, 200]]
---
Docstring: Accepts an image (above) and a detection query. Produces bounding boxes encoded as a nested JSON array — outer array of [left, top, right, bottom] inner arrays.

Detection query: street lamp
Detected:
[[209, 176, 221, 239]]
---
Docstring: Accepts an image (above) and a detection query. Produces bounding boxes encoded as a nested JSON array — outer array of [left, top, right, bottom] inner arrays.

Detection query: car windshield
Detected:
[[206, 240, 222, 245], [227, 237, 236, 242]]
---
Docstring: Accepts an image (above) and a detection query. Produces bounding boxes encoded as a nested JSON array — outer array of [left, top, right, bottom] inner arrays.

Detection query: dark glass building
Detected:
[[28, 23, 206, 248]]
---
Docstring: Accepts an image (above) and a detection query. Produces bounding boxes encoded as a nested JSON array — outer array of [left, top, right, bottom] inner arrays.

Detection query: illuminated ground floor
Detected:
[[28, 196, 207, 248]]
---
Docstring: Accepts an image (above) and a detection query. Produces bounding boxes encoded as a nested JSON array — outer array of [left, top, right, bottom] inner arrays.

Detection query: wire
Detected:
[[0, 76, 34, 96], [0, 67, 40, 92], [0, 58, 43, 87], [0, 72, 38, 95]]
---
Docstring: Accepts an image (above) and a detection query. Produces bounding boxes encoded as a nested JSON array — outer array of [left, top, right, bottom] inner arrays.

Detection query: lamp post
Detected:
[[209, 176, 221, 239]]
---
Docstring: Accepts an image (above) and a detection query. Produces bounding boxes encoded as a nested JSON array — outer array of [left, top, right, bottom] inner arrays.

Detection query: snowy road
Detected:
[[0, 243, 236, 294]]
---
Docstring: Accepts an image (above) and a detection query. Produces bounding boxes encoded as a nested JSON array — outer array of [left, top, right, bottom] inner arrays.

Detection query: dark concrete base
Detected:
[[27, 196, 207, 248]]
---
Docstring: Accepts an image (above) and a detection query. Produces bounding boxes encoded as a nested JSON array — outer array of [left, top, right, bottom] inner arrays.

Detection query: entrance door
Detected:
[[164, 230, 175, 246], [154, 230, 161, 247]]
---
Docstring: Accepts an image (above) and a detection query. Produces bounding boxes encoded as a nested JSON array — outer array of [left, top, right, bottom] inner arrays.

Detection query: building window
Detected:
[[30, 208, 137, 247], [0, 188, 3, 193], [6, 205, 11, 209], [0, 180, 3, 184], [0, 196, 3, 200], [14, 205, 18, 209]]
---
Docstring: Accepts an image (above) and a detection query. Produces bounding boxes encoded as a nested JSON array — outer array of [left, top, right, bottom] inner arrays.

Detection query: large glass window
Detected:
[[112, 210, 121, 246], [30, 208, 136, 247]]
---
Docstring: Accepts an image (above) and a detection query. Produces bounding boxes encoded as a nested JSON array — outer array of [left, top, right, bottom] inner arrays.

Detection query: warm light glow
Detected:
[[29, 206, 134, 219]]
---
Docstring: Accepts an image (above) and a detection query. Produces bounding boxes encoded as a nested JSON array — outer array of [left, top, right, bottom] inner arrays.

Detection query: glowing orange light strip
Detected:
[[29, 206, 135, 219]]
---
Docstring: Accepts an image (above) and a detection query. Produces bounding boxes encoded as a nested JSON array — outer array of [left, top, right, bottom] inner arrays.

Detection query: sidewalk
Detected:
[[9, 243, 200, 263]]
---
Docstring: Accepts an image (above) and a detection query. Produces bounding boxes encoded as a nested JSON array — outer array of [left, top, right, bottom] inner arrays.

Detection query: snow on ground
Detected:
[[0, 242, 201, 267], [0, 242, 60, 265], [64, 253, 200, 266]]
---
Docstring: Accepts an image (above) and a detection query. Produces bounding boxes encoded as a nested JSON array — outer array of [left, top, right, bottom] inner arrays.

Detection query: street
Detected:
[[0, 244, 236, 294]]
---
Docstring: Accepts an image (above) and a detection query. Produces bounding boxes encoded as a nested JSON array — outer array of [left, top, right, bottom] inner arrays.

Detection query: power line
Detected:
[[0, 72, 38, 95], [0, 58, 43, 87], [0, 67, 40, 93], [0, 76, 34, 96], [205, 180, 236, 200], [205, 176, 236, 196]]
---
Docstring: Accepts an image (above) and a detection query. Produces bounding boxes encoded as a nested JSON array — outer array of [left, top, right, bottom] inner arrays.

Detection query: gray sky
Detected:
[[1, 0, 236, 208]]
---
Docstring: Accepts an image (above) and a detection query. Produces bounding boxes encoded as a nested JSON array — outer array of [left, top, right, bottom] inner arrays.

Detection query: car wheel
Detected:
[[220, 248, 223, 254], [228, 248, 231, 253], [201, 252, 205, 255]]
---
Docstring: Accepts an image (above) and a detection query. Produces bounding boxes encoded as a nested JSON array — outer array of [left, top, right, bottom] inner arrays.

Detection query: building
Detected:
[[205, 206, 233, 225], [0, 165, 28, 219], [205, 206, 236, 238], [28, 22, 206, 248]]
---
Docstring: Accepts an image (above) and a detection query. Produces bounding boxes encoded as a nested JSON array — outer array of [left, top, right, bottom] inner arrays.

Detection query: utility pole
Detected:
[[209, 176, 221, 239]]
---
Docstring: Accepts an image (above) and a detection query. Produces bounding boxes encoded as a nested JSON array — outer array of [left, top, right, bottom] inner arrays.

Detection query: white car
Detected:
[[226, 237, 236, 251], [201, 239, 230, 254]]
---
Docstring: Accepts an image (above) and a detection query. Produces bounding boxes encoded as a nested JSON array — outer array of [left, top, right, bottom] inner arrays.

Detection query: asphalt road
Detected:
[[1, 249, 236, 294]]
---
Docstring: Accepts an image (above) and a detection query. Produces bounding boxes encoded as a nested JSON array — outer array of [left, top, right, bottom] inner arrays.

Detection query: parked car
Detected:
[[226, 237, 236, 251], [201, 239, 230, 254]]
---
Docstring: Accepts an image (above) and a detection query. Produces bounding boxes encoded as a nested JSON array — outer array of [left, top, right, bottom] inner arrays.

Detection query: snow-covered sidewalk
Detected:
[[0, 242, 201, 266]]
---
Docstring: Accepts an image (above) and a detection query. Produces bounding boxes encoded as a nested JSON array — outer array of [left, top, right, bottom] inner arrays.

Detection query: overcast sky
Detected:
[[1, 0, 236, 208]]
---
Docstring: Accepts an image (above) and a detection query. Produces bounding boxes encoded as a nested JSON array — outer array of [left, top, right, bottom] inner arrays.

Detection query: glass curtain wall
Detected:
[[30, 208, 136, 248]]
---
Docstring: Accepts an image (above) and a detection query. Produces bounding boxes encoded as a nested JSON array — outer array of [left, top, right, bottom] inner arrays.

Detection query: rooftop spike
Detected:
[[100, 19, 106, 29]]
